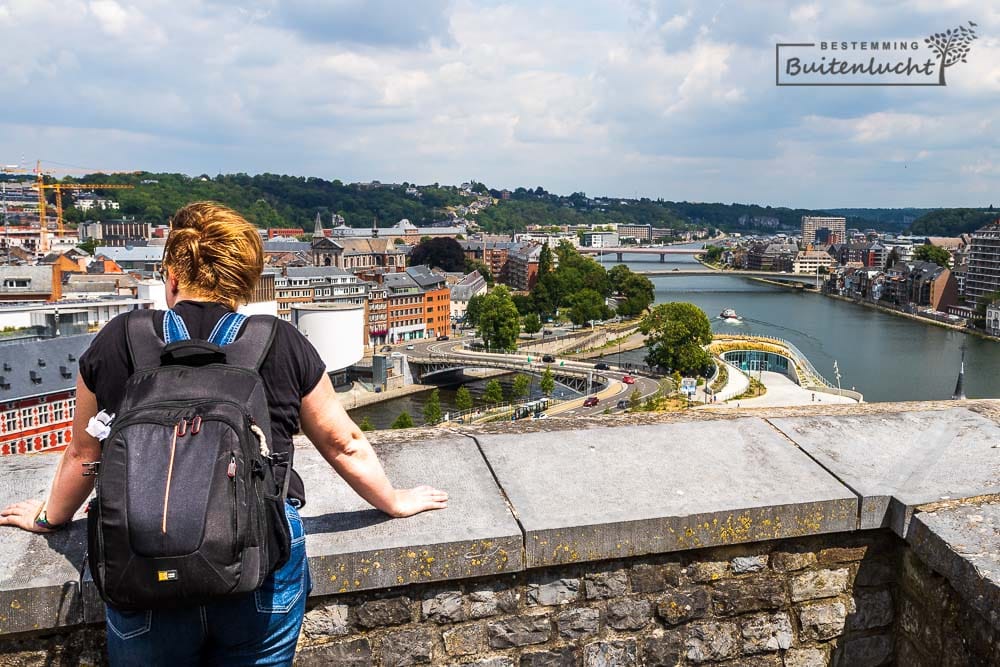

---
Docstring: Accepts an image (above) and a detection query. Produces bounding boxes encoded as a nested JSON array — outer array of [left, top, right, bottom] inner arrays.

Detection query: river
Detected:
[[605, 247, 1000, 403], [349, 245, 1000, 426]]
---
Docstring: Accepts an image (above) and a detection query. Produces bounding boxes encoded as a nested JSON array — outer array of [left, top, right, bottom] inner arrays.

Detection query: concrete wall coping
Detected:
[[0, 400, 997, 638]]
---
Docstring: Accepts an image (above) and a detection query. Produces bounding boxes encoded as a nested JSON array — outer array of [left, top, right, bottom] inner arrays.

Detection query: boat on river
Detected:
[[720, 308, 741, 322]]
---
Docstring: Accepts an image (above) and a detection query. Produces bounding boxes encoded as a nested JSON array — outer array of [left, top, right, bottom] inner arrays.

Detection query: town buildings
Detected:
[[507, 244, 542, 291], [792, 250, 836, 275], [449, 270, 487, 321]]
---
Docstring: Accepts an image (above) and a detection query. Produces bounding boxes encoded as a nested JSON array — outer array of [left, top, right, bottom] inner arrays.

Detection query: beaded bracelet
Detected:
[[34, 504, 66, 531]]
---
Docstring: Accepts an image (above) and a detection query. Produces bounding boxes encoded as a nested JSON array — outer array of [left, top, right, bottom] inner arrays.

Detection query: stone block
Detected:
[[487, 614, 551, 648], [684, 620, 740, 663], [461, 660, 515, 667], [295, 638, 372, 666], [641, 630, 684, 666], [296, 437, 523, 595], [798, 601, 847, 641], [380, 628, 433, 667], [584, 640, 636, 667], [770, 550, 816, 572], [467, 585, 518, 619], [836, 635, 893, 667], [739, 612, 792, 654], [731, 555, 768, 574], [355, 597, 412, 629], [476, 420, 857, 568], [769, 409, 1000, 535], [442, 624, 486, 657], [687, 561, 729, 583], [526, 577, 580, 606], [301, 603, 349, 638], [606, 598, 653, 631], [583, 570, 628, 599], [847, 589, 894, 630], [422, 591, 465, 624], [555, 607, 600, 639], [629, 562, 681, 593], [818, 546, 868, 564], [711, 577, 786, 615], [519, 647, 576, 667], [782, 647, 827, 667], [790, 568, 850, 602], [656, 587, 710, 625]]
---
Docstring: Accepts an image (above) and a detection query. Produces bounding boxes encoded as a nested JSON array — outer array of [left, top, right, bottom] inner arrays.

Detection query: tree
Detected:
[[523, 312, 542, 336], [455, 385, 473, 411], [477, 286, 521, 350], [629, 388, 642, 411], [358, 416, 375, 432], [409, 237, 466, 271], [423, 388, 442, 424], [540, 367, 555, 396], [465, 294, 484, 327], [640, 302, 713, 376], [608, 266, 654, 318], [569, 289, 610, 326], [391, 411, 415, 429], [703, 245, 724, 264], [538, 242, 553, 276], [883, 247, 901, 271], [511, 374, 531, 400], [913, 243, 951, 267], [484, 379, 504, 404], [465, 259, 493, 285]]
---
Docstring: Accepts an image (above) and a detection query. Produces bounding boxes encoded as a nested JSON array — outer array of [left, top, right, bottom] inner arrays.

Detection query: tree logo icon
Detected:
[[925, 21, 978, 86]]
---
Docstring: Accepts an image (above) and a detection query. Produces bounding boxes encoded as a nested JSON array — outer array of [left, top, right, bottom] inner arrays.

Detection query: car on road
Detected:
[[379, 345, 392, 352], [622, 375, 636, 384], [437, 335, 450, 341], [405, 344, 415, 350], [542, 330, 553, 336], [616, 399, 629, 409], [542, 354, 555, 363], [583, 396, 600, 407], [594, 362, 610, 370]]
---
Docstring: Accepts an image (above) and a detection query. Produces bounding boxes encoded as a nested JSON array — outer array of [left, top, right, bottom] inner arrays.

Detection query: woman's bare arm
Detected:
[[299, 374, 447, 517], [0, 375, 102, 531]]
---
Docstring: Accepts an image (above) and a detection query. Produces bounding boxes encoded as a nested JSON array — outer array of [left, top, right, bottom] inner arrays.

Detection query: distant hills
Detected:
[[2, 172, 994, 237]]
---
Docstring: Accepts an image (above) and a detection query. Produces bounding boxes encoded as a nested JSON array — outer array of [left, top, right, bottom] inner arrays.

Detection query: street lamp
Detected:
[[833, 360, 842, 396]]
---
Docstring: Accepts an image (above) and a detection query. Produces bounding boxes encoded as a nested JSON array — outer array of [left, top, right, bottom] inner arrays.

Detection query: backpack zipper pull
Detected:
[[227, 455, 237, 478]]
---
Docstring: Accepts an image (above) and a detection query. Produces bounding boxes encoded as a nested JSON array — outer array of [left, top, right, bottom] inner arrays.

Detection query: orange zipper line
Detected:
[[162, 424, 179, 534]]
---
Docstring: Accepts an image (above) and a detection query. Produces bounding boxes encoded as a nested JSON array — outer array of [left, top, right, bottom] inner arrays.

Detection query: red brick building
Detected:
[[0, 334, 95, 456]]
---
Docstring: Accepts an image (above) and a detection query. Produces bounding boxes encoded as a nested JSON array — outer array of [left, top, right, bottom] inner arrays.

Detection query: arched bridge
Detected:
[[407, 352, 611, 393]]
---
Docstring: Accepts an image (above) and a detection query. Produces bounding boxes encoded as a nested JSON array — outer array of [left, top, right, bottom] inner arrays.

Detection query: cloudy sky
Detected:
[[2, 0, 998, 207]]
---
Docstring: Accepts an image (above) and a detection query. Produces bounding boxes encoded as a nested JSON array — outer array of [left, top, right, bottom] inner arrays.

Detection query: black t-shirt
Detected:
[[79, 300, 326, 504]]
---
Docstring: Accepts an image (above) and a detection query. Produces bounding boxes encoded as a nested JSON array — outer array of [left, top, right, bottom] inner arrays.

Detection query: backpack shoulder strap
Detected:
[[126, 309, 165, 372], [220, 315, 277, 372]]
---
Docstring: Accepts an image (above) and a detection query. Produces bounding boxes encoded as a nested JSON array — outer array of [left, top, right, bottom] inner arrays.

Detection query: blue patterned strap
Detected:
[[208, 312, 247, 347], [162, 310, 191, 344]]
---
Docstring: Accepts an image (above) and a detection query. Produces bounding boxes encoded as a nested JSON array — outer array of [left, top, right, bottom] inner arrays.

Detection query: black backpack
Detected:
[[87, 309, 292, 610]]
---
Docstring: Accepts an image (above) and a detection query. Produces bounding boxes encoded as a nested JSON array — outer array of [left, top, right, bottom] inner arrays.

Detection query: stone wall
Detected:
[[0, 401, 997, 665], [296, 531, 903, 667]]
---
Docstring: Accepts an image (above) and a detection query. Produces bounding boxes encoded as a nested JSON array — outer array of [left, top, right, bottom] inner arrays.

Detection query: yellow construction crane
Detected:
[[33, 161, 137, 238]]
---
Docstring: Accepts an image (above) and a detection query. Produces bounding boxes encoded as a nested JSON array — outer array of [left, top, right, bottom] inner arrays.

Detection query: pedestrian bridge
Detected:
[[407, 352, 610, 393]]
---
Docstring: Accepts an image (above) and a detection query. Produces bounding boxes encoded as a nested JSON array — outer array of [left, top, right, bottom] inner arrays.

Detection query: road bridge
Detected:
[[407, 351, 611, 393], [577, 246, 705, 262], [635, 269, 820, 286]]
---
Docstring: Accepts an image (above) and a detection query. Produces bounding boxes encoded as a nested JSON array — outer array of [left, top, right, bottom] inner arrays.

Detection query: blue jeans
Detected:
[[106, 502, 310, 667]]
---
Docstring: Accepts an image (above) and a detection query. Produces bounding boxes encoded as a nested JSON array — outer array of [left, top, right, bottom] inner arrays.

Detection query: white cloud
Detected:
[[0, 0, 997, 207]]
